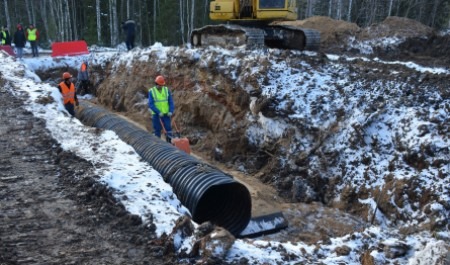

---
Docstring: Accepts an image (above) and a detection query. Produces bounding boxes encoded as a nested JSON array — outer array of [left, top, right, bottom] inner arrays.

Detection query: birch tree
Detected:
[[126, 0, 130, 19], [328, 0, 332, 17], [347, 0, 353, 21], [65, 0, 73, 41], [188, 0, 195, 43], [24, 0, 32, 25], [179, 0, 185, 44], [96, 0, 101, 44], [71, 0, 78, 40], [388, 0, 394, 16], [4, 0, 11, 29], [40, 0, 49, 41], [153, 0, 157, 44], [108, 0, 118, 46]]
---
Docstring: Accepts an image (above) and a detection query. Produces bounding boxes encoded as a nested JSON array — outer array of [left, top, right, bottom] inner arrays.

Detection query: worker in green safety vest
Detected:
[[1, 25, 11, 45], [148, 75, 175, 142], [26, 24, 39, 57]]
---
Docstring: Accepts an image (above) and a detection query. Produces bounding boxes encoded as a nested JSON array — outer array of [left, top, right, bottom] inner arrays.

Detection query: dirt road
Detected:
[[0, 88, 166, 264]]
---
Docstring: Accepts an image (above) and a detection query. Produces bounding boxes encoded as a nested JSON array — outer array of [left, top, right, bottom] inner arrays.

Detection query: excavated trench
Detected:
[[34, 63, 369, 244]]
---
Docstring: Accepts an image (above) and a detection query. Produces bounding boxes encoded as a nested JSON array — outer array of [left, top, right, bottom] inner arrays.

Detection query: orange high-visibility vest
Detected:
[[59, 81, 75, 104]]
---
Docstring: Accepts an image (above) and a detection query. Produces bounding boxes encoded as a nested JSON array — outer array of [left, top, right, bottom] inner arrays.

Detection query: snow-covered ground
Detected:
[[0, 42, 448, 264]]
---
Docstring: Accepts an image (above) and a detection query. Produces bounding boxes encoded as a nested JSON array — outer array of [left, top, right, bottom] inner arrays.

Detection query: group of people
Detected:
[[59, 67, 174, 142], [1, 23, 40, 59], [3, 19, 135, 58]]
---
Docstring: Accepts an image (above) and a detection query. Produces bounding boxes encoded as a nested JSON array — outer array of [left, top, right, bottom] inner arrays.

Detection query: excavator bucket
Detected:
[[51, 40, 89, 57]]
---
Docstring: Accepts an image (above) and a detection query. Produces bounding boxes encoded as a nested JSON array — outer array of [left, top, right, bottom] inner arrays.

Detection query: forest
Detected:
[[0, 0, 449, 48]]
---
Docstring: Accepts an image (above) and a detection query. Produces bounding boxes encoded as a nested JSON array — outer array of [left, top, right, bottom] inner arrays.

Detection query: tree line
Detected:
[[0, 0, 448, 48]]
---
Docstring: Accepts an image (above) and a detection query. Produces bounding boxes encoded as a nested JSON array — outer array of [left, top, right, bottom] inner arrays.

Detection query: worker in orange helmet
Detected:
[[58, 72, 79, 117], [148, 75, 175, 142], [76, 60, 89, 95]]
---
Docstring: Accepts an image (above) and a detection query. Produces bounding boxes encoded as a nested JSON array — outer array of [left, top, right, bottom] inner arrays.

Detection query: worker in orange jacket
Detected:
[[58, 72, 79, 117], [77, 61, 90, 95]]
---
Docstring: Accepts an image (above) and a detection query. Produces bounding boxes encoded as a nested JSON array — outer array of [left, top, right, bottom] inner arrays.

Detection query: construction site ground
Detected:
[[1, 16, 449, 264]]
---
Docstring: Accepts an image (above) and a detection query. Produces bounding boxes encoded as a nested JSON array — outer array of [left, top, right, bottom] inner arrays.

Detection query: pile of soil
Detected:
[[274, 16, 361, 50], [279, 16, 449, 66]]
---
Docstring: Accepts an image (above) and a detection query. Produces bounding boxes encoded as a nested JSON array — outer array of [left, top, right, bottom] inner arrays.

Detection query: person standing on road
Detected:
[[13, 24, 26, 59], [122, 19, 136, 51], [148, 75, 175, 142], [1, 26, 11, 45], [26, 24, 39, 57], [58, 72, 79, 117], [77, 60, 90, 95]]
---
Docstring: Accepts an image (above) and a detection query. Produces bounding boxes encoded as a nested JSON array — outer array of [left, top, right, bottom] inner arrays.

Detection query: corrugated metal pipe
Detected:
[[76, 101, 252, 236]]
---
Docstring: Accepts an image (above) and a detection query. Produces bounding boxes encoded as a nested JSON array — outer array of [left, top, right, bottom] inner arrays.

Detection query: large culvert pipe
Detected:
[[76, 101, 252, 236]]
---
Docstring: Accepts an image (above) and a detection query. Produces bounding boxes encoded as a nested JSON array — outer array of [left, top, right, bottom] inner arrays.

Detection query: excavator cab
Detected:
[[210, 0, 297, 21]]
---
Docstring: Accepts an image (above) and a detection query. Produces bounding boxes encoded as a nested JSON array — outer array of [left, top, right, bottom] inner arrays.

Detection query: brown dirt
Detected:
[[5, 15, 448, 263], [0, 87, 168, 264], [84, 22, 448, 231], [273, 16, 361, 51]]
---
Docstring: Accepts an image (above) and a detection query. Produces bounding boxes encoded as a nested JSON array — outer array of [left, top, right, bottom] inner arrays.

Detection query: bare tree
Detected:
[[65, 0, 73, 40], [347, 0, 353, 21], [153, 0, 157, 44], [179, 0, 185, 44], [71, 0, 78, 40], [40, 0, 49, 41], [189, 0, 195, 43], [126, 0, 130, 19], [4, 0, 11, 29], [388, 0, 394, 16], [96, 0, 101, 44], [336, 0, 342, 19], [328, 0, 332, 17], [24, 0, 32, 25], [109, 0, 118, 46]]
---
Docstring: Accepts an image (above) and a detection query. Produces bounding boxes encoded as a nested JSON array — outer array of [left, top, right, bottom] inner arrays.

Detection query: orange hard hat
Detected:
[[62, 72, 72, 79], [155, 75, 165, 86]]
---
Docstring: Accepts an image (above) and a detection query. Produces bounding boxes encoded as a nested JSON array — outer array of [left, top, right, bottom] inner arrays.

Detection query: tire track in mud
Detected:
[[0, 88, 166, 264]]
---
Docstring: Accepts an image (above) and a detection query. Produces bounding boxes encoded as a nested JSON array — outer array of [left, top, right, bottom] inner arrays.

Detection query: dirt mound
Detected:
[[359, 16, 435, 40], [274, 16, 438, 56], [274, 16, 360, 50]]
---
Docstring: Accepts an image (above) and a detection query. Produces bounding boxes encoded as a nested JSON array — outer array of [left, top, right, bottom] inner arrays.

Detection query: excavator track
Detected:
[[191, 24, 265, 49], [191, 24, 320, 51]]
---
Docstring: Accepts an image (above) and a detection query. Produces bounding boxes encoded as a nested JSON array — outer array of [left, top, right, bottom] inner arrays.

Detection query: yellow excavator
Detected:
[[191, 0, 320, 50]]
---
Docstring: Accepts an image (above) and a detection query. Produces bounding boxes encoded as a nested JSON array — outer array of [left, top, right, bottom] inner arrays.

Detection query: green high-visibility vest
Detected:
[[27, 28, 37, 41], [1, 31, 5, 45], [149, 86, 169, 115]]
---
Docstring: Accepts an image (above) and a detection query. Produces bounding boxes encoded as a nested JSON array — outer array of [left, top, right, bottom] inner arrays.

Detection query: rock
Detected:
[[166, 215, 195, 252], [334, 245, 351, 256], [382, 239, 410, 258], [199, 226, 235, 260], [196, 221, 215, 238]]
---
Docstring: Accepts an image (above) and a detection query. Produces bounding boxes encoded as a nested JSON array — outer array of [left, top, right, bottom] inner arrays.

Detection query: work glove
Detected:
[[159, 112, 164, 117], [167, 112, 172, 117]]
